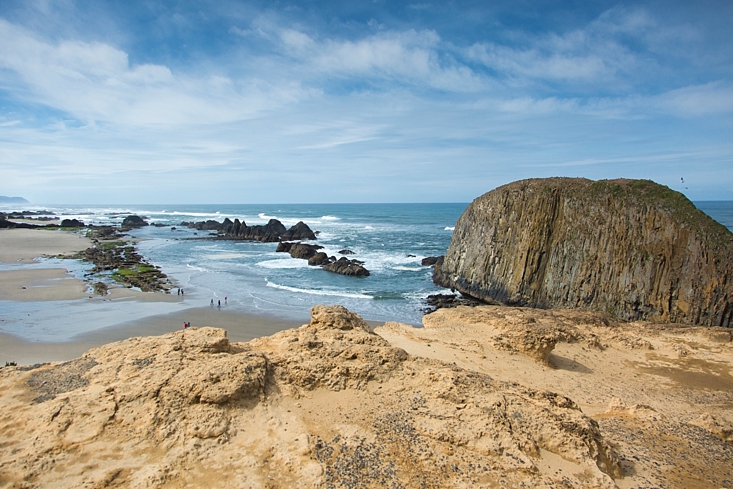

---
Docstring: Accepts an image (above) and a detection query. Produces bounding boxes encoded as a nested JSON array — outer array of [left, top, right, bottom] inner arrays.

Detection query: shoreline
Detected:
[[0, 227, 318, 364], [0, 307, 308, 365]]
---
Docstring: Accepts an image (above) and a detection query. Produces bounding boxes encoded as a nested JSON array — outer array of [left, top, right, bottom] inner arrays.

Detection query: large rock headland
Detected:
[[433, 178, 733, 327]]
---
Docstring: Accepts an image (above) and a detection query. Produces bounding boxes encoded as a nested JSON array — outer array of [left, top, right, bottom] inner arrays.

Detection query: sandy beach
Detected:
[[0, 227, 307, 365]]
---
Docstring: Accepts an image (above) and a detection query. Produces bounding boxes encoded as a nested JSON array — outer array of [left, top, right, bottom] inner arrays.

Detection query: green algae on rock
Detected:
[[433, 178, 733, 327]]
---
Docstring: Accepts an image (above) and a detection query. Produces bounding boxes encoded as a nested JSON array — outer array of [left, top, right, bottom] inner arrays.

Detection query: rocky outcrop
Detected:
[[277, 242, 371, 276], [434, 178, 733, 327], [322, 257, 370, 276], [0, 305, 623, 488], [121, 215, 147, 228], [276, 241, 323, 259], [421, 256, 442, 266], [182, 219, 223, 231], [73, 242, 172, 293], [60, 218, 85, 228], [183, 218, 317, 242]]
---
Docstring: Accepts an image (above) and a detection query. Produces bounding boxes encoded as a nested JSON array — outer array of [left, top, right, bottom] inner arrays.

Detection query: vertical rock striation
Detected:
[[433, 178, 733, 327]]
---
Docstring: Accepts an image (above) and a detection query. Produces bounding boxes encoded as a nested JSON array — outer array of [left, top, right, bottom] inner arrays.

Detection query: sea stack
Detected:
[[433, 178, 733, 327]]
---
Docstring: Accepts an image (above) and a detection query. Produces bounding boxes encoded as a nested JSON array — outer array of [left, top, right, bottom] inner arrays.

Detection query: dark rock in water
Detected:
[[183, 219, 221, 231], [60, 219, 85, 228], [339, 249, 355, 255], [434, 178, 733, 327], [276, 241, 323, 259], [121, 215, 147, 228], [323, 257, 370, 277], [184, 218, 317, 243], [308, 252, 330, 266], [281, 221, 317, 241], [421, 256, 442, 266]]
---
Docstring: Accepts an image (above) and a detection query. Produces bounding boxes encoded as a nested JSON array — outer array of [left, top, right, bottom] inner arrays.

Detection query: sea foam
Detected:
[[265, 280, 373, 299]]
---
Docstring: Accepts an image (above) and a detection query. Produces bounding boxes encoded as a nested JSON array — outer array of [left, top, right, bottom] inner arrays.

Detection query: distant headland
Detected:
[[0, 195, 29, 203]]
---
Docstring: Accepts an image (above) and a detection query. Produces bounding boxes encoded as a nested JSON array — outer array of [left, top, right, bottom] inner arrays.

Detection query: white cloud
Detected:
[[655, 82, 733, 116], [263, 24, 484, 92], [0, 18, 304, 125]]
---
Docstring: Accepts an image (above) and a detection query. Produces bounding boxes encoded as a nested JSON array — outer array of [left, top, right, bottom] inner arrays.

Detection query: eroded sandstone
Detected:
[[0, 305, 623, 488]]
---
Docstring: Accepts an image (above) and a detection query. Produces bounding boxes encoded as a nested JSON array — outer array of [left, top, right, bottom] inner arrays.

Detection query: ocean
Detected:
[[1, 201, 732, 341]]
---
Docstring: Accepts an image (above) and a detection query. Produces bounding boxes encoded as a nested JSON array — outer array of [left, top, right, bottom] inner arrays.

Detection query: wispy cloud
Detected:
[[0, 1, 731, 202], [655, 82, 733, 116]]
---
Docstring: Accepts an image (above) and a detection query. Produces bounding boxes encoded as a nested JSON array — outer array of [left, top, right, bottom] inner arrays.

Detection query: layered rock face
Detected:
[[434, 178, 733, 326]]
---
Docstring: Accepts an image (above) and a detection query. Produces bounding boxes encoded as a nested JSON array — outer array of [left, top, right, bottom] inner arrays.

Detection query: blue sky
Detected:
[[0, 0, 731, 204]]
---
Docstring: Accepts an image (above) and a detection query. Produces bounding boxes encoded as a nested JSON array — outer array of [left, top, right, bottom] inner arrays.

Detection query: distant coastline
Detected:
[[0, 195, 29, 204]]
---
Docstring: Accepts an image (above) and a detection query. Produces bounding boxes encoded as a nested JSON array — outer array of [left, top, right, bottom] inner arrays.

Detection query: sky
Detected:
[[0, 0, 732, 204]]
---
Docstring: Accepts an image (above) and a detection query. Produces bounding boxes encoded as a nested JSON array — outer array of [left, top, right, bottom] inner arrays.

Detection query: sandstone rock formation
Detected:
[[433, 178, 733, 326], [0, 306, 624, 488], [376, 305, 733, 489]]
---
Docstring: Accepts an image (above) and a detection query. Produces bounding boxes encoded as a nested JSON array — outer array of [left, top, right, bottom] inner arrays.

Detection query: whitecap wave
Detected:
[[259, 213, 277, 220], [392, 266, 422, 271], [186, 264, 209, 273], [445, 226, 455, 231], [321, 215, 340, 221], [266, 280, 373, 299]]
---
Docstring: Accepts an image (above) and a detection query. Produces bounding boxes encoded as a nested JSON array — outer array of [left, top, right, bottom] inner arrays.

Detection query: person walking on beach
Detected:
[[217, 299, 221, 308], [210, 299, 214, 306]]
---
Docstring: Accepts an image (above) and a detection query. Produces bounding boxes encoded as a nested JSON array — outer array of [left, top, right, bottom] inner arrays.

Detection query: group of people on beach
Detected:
[[210, 296, 227, 307], [176, 288, 185, 296]]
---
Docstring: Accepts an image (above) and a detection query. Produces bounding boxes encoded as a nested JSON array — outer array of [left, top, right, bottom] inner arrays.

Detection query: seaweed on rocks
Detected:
[[72, 241, 172, 293]]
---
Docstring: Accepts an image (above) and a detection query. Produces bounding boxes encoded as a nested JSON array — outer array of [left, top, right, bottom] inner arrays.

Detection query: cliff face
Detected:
[[434, 178, 733, 327]]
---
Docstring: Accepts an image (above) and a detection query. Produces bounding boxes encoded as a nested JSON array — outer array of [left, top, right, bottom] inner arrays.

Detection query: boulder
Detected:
[[434, 178, 733, 326], [281, 221, 317, 241], [421, 256, 442, 266], [121, 215, 147, 228], [60, 218, 85, 228], [277, 242, 324, 258], [323, 257, 370, 277], [308, 252, 330, 266]]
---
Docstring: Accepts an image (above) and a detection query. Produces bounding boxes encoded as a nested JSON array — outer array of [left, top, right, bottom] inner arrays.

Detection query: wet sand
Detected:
[[0, 307, 307, 365], [0, 228, 93, 264], [0, 227, 312, 365]]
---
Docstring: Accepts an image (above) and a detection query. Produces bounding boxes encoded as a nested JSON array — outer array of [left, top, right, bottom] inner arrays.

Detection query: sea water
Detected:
[[2, 201, 732, 333], [1, 203, 465, 326]]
